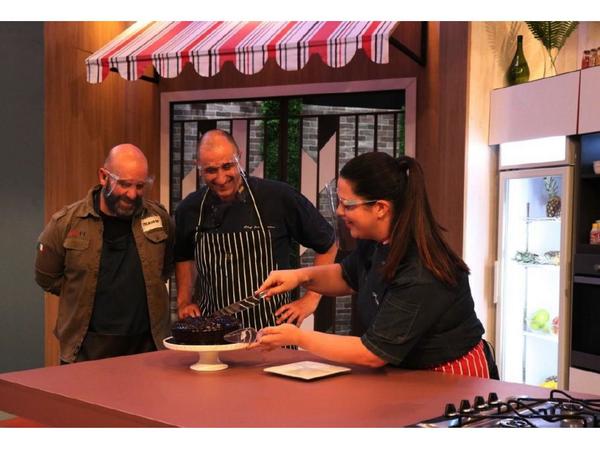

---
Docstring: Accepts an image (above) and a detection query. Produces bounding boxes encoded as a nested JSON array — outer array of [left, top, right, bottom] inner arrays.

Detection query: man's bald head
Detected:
[[104, 144, 148, 176], [99, 143, 149, 217], [197, 129, 240, 158]]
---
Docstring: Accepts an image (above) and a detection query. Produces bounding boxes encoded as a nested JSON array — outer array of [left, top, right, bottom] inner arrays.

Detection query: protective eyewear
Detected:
[[337, 197, 378, 211], [102, 168, 155, 194], [197, 158, 240, 175]]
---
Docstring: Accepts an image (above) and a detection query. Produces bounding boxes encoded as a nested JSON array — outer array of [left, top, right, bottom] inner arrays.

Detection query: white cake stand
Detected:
[[163, 337, 248, 371]]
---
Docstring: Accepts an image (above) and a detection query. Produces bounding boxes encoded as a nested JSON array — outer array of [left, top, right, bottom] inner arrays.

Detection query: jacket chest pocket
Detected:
[[63, 237, 90, 270], [142, 229, 167, 270]]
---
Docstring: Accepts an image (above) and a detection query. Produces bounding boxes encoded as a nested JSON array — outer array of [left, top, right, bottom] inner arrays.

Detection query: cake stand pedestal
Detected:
[[163, 337, 248, 371]]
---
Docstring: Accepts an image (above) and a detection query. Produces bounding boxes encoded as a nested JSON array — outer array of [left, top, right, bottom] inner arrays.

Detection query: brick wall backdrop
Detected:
[[170, 100, 404, 335]]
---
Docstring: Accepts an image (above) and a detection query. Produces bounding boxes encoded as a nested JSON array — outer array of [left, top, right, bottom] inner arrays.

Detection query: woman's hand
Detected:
[[257, 269, 305, 299], [249, 324, 302, 351], [275, 293, 320, 326]]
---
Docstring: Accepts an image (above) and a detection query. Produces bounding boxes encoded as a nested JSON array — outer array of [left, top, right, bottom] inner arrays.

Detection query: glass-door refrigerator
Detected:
[[495, 136, 575, 389]]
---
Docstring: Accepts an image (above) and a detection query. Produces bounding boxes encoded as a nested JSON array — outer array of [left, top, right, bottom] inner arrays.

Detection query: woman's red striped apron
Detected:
[[430, 340, 490, 378]]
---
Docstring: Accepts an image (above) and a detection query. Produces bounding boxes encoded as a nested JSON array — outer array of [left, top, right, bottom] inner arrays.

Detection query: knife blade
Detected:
[[214, 291, 267, 316]]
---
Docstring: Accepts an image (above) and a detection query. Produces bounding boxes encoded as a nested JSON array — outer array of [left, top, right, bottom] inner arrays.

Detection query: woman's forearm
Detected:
[[297, 263, 353, 297], [297, 330, 385, 368]]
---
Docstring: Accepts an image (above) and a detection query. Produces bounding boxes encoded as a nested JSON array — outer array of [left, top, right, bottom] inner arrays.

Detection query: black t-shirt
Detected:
[[90, 199, 149, 336], [340, 240, 484, 369], [174, 177, 335, 268]]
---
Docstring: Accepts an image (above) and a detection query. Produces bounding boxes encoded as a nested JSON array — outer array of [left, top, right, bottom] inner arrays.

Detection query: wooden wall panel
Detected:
[[423, 22, 469, 254], [44, 22, 159, 365], [393, 22, 426, 61]]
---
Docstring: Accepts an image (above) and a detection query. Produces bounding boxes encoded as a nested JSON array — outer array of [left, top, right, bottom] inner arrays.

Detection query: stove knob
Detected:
[[487, 392, 499, 405], [444, 403, 458, 417], [474, 395, 487, 410], [459, 399, 473, 413]]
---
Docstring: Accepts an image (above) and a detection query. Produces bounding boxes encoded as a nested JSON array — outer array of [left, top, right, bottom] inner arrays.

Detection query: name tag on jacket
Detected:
[[141, 216, 163, 233]]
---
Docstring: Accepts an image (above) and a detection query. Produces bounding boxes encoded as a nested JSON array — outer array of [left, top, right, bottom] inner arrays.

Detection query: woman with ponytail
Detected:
[[253, 152, 497, 378]]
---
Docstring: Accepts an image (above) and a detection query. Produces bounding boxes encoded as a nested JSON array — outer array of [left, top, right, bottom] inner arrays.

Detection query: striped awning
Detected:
[[85, 21, 398, 84]]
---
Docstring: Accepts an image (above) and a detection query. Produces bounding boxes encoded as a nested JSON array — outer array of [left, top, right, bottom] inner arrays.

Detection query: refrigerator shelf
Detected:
[[524, 216, 561, 223], [514, 262, 560, 268], [523, 330, 559, 343]]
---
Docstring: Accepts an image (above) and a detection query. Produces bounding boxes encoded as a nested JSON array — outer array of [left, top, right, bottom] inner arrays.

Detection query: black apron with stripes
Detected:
[[194, 183, 290, 330]]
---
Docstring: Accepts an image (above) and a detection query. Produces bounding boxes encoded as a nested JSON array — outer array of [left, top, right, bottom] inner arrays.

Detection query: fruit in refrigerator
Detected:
[[529, 308, 550, 331], [541, 376, 558, 389], [543, 250, 560, 265], [514, 250, 540, 264], [544, 177, 561, 217]]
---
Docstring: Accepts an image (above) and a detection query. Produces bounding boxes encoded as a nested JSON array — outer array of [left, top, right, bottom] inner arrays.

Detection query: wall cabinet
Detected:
[[489, 72, 580, 145], [578, 66, 600, 135], [490, 68, 600, 145]]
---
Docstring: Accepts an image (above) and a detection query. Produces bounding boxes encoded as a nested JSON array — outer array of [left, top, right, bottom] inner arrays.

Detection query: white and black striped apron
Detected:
[[194, 182, 290, 330]]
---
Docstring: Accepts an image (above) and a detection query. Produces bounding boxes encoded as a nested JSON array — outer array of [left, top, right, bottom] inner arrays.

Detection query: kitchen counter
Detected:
[[0, 348, 569, 427]]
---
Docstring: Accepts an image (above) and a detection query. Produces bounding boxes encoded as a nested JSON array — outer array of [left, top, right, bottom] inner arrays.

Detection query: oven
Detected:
[[571, 254, 600, 375], [570, 253, 600, 395], [572, 277, 600, 373]]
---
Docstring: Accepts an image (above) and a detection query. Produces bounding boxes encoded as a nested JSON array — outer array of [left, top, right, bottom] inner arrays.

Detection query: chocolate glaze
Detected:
[[171, 315, 241, 345]]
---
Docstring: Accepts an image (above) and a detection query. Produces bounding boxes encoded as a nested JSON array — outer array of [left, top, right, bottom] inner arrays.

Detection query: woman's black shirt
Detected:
[[340, 240, 484, 369]]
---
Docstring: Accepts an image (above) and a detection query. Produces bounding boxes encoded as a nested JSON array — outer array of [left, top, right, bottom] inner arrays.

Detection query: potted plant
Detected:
[[526, 21, 579, 77]]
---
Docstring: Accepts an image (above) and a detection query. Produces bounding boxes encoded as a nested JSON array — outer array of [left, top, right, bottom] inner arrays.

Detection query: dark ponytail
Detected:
[[340, 153, 469, 286]]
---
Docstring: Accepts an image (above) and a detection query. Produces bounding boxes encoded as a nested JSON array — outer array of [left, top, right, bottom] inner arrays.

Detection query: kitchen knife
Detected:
[[214, 291, 267, 316], [223, 327, 260, 344]]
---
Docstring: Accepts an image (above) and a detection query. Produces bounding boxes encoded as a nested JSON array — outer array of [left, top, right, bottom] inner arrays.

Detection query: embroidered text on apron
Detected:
[[194, 179, 290, 330]]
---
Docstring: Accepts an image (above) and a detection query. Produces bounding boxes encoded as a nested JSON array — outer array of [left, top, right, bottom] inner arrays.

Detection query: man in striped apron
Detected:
[[174, 130, 337, 331]]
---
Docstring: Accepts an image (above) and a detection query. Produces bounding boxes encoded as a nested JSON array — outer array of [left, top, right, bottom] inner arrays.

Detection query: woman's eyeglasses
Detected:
[[337, 198, 378, 211]]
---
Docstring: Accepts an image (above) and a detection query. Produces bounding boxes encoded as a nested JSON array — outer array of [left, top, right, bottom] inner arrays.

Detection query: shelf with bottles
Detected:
[[581, 47, 600, 70], [575, 134, 600, 248]]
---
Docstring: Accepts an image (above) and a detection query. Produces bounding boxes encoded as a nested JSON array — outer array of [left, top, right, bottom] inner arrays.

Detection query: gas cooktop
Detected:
[[412, 390, 600, 428]]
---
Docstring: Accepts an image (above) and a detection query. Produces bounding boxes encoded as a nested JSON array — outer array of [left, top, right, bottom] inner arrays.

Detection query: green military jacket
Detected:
[[35, 185, 174, 363]]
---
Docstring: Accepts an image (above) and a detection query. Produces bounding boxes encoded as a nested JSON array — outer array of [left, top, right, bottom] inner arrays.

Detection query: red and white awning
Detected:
[[85, 21, 398, 83]]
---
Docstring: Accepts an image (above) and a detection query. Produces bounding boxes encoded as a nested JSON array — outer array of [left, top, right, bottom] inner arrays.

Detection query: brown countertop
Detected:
[[0, 348, 566, 427]]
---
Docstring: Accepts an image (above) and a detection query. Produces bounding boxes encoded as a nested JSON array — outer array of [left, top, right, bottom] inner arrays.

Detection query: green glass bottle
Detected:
[[506, 35, 530, 86]]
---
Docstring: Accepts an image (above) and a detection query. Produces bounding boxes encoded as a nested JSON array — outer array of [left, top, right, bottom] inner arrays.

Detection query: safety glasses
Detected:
[[101, 168, 155, 195], [197, 158, 240, 175], [337, 197, 378, 211]]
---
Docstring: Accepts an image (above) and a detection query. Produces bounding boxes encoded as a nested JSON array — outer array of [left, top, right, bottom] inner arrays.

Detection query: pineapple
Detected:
[[544, 177, 561, 217]]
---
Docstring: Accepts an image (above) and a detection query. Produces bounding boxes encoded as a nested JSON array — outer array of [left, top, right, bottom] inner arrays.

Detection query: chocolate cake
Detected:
[[171, 315, 241, 345]]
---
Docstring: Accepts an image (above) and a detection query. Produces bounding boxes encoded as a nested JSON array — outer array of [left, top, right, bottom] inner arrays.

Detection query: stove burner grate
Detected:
[[498, 418, 534, 428], [411, 390, 600, 428]]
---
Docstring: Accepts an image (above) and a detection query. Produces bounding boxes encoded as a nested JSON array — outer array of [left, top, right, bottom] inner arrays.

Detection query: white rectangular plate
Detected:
[[264, 360, 351, 380]]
